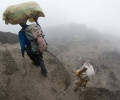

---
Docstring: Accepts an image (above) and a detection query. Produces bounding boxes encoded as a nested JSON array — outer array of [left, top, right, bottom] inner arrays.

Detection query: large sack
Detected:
[[3, 1, 45, 25], [75, 62, 95, 81]]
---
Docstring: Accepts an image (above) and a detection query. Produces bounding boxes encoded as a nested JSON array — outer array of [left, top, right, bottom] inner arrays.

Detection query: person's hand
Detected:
[[33, 18, 38, 23]]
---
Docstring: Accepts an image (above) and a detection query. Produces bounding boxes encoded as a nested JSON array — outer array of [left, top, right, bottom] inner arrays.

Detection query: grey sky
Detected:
[[1, 0, 120, 34]]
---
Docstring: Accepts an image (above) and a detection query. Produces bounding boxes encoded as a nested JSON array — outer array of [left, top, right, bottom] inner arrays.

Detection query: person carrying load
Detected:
[[74, 62, 95, 92], [3, 1, 48, 77]]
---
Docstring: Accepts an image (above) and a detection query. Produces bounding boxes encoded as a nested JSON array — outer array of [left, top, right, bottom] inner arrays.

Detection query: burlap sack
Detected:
[[79, 62, 95, 81], [3, 1, 45, 25]]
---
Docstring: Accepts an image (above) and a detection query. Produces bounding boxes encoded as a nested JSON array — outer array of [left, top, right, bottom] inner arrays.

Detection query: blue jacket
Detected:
[[18, 24, 44, 55], [18, 25, 30, 55]]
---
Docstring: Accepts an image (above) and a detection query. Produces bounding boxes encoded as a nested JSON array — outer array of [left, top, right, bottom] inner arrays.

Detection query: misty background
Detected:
[[1, 0, 120, 35], [1, 1, 120, 100]]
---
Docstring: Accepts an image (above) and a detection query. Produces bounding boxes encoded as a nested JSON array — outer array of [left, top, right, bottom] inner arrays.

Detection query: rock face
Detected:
[[79, 88, 119, 100], [0, 43, 71, 100], [65, 85, 120, 100], [0, 43, 120, 100]]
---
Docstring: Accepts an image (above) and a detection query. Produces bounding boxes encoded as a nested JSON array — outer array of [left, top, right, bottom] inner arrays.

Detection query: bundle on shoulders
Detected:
[[3, 1, 45, 25], [75, 62, 95, 81]]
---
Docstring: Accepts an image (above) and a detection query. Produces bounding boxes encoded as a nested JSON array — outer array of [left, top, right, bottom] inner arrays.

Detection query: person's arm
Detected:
[[18, 31, 26, 57], [33, 18, 41, 28], [33, 18, 44, 36], [79, 67, 88, 75]]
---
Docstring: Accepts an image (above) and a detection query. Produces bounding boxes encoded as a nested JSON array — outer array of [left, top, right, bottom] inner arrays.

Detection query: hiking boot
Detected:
[[41, 72, 48, 77]]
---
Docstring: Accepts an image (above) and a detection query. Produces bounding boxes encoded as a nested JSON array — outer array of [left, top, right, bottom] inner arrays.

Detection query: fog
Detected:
[[1, 0, 120, 35]]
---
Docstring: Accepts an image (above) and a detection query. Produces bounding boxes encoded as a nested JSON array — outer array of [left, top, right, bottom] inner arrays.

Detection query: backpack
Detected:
[[24, 24, 47, 54]]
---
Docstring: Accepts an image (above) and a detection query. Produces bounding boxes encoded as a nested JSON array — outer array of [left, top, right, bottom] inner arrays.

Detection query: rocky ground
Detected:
[[0, 43, 120, 100]]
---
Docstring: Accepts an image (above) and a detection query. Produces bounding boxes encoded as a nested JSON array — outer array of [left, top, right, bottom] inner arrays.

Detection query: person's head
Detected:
[[19, 20, 27, 28]]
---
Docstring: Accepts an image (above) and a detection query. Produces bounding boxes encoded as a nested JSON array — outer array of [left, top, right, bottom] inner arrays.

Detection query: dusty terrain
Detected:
[[45, 24, 120, 91], [0, 43, 71, 100], [0, 43, 120, 100], [0, 23, 120, 100]]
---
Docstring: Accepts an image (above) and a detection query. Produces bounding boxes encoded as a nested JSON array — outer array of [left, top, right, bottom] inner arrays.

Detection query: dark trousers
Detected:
[[27, 52, 47, 74]]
